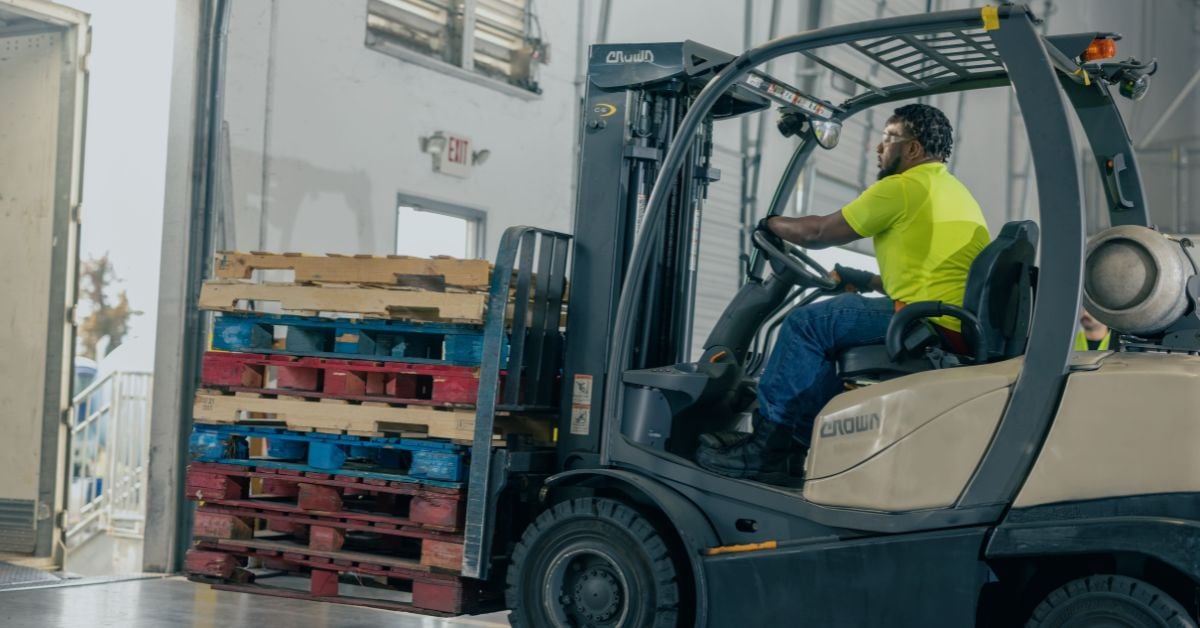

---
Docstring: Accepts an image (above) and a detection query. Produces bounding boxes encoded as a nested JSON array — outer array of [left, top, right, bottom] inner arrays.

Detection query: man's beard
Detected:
[[877, 152, 902, 180]]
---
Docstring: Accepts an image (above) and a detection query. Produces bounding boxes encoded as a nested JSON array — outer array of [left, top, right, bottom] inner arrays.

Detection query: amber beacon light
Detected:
[[1081, 37, 1118, 62]]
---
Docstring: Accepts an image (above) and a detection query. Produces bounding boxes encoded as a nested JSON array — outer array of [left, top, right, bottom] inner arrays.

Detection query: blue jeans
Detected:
[[757, 294, 894, 445]]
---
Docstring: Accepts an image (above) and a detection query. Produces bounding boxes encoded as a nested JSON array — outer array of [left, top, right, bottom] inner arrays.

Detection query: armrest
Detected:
[[886, 301, 987, 363]]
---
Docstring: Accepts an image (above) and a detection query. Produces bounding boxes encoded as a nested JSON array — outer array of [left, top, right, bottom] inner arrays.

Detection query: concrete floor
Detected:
[[0, 576, 511, 628]]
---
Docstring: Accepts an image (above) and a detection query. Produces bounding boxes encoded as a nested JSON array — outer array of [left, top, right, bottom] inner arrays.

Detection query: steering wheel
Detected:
[[752, 228, 839, 291]]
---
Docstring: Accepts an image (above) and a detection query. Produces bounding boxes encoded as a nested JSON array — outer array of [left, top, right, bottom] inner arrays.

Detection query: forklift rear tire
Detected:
[[506, 497, 681, 627], [1026, 575, 1196, 628]]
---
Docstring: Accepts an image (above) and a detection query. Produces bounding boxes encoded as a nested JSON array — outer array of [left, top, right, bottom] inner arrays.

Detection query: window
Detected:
[[366, 0, 546, 95], [395, 199, 484, 259]]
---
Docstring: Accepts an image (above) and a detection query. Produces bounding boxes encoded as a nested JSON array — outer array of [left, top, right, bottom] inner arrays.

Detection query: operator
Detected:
[[1076, 308, 1114, 350], [697, 103, 991, 485]]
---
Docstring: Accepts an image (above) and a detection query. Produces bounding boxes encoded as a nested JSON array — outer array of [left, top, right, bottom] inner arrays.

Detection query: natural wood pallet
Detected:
[[214, 251, 492, 289], [192, 390, 555, 444], [198, 281, 487, 323], [191, 390, 469, 438], [193, 389, 477, 440]]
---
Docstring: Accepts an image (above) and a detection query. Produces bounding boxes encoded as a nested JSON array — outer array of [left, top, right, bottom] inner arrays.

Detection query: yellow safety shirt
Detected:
[[841, 162, 990, 331], [1075, 329, 1112, 351]]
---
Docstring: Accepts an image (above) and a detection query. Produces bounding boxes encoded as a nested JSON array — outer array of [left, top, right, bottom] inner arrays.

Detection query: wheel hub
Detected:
[[572, 566, 622, 622]]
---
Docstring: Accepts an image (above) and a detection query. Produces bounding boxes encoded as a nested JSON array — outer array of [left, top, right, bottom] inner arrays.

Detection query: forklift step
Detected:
[[200, 351, 486, 408], [189, 423, 468, 484], [199, 280, 488, 323], [192, 503, 465, 572], [185, 462, 464, 531], [210, 312, 491, 366], [213, 251, 493, 290], [185, 539, 494, 615]]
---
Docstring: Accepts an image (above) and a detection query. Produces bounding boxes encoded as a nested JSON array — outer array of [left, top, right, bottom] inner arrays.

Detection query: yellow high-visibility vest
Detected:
[[1074, 329, 1111, 351]]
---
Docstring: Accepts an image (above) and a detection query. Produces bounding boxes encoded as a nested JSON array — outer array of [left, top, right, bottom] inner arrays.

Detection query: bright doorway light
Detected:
[[396, 205, 480, 258]]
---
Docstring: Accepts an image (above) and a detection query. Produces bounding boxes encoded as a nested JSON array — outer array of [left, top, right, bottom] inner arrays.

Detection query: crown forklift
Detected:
[[458, 5, 1199, 626]]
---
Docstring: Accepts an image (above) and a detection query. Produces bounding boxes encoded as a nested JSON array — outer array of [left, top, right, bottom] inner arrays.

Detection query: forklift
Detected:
[[457, 5, 1199, 626]]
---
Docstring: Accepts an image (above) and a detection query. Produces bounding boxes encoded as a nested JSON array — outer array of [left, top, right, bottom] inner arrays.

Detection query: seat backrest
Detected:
[[961, 220, 1039, 361]]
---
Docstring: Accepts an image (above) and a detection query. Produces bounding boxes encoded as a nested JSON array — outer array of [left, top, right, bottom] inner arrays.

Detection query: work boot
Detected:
[[696, 413, 804, 487], [698, 428, 751, 450]]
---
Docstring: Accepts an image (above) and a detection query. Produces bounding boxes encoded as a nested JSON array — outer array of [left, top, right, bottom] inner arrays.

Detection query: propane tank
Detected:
[[1083, 225, 1197, 335]]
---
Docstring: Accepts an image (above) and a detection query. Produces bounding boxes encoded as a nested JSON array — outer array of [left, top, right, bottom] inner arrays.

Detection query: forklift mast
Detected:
[[556, 42, 769, 470]]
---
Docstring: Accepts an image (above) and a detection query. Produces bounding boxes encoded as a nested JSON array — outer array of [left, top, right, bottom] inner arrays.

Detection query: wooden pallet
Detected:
[[210, 312, 491, 366], [193, 390, 554, 444], [193, 389, 477, 440], [193, 504, 465, 572], [186, 539, 491, 614], [213, 251, 492, 289], [190, 423, 468, 483], [186, 462, 463, 530], [201, 351, 483, 407], [199, 281, 487, 323]]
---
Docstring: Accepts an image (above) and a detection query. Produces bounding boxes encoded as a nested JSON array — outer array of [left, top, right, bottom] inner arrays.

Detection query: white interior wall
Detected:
[[219, 0, 1197, 294], [223, 0, 582, 259], [936, 0, 1200, 234]]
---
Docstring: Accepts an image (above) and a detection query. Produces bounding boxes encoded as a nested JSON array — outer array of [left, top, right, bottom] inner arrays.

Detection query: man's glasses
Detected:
[[880, 132, 915, 145]]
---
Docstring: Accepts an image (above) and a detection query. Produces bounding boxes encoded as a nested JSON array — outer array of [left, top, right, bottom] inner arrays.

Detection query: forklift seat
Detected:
[[836, 220, 1039, 380]]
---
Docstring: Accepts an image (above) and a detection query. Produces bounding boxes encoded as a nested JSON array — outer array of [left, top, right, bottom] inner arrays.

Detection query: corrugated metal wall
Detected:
[[691, 144, 746, 358]]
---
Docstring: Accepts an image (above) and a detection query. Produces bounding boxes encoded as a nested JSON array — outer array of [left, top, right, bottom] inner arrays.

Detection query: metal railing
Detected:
[[64, 371, 153, 550]]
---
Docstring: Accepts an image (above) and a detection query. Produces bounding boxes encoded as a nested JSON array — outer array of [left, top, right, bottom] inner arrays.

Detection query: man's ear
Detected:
[[905, 140, 926, 162]]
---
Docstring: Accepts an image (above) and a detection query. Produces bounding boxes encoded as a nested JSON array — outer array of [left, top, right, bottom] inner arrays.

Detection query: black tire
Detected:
[[1026, 575, 1197, 628], [506, 497, 681, 627]]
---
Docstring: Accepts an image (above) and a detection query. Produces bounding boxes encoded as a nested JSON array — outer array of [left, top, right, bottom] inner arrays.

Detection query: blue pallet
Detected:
[[211, 312, 496, 366], [198, 458, 462, 489], [188, 423, 467, 484]]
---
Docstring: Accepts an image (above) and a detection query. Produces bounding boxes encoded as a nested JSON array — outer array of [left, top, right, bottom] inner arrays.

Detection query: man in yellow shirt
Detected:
[[1076, 308, 1114, 350], [698, 103, 991, 485]]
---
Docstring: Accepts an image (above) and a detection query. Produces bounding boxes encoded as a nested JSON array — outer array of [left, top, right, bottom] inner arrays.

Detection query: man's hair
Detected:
[[889, 103, 954, 162]]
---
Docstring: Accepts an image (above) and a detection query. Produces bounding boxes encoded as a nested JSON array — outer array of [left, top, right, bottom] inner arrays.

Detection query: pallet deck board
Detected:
[[189, 424, 467, 485], [187, 542, 490, 614], [185, 462, 464, 530], [193, 457, 462, 489], [193, 504, 465, 571], [206, 537, 434, 575], [213, 251, 492, 289], [193, 389, 477, 441], [210, 312, 490, 366], [201, 351, 483, 407], [199, 281, 487, 323], [195, 499, 463, 541]]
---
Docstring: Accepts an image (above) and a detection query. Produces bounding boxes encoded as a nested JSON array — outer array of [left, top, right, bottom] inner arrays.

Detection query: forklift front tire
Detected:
[[1026, 574, 1196, 628], [506, 497, 681, 627]]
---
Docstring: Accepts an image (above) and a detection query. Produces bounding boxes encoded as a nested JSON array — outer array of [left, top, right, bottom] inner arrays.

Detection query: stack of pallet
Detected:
[[181, 251, 512, 616]]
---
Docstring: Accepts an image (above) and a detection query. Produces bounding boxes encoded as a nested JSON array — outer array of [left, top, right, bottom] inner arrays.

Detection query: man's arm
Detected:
[[765, 211, 884, 294], [766, 211, 861, 250]]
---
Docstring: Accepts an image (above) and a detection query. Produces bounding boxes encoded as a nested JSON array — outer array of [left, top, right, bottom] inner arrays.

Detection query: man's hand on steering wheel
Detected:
[[752, 217, 838, 291], [756, 216, 785, 249], [831, 263, 877, 293]]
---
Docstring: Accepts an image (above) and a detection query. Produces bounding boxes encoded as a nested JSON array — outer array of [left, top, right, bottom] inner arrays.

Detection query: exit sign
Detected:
[[435, 133, 472, 178]]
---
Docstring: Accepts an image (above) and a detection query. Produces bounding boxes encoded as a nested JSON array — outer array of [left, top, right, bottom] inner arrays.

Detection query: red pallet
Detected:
[[186, 462, 463, 531], [201, 351, 481, 407], [186, 539, 489, 614], [193, 501, 465, 571]]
